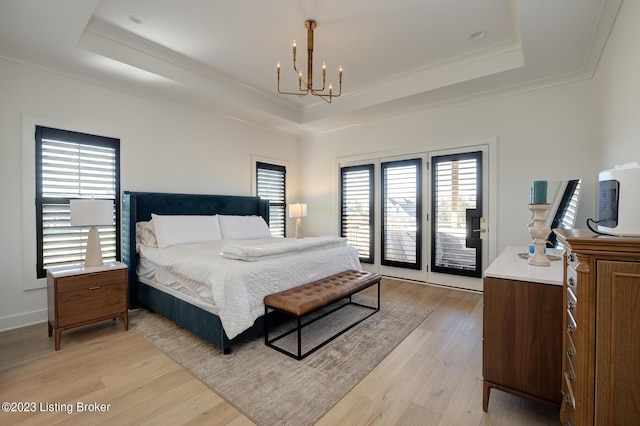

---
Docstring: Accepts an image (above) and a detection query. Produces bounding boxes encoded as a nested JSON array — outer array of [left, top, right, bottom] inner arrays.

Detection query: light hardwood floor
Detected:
[[0, 278, 560, 425]]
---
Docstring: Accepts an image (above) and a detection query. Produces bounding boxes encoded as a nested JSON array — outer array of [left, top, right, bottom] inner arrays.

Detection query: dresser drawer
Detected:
[[566, 309, 578, 348], [566, 329, 577, 363], [566, 267, 578, 295], [567, 287, 577, 318], [563, 401, 575, 426], [566, 250, 579, 270], [564, 347, 577, 389], [561, 373, 576, 425], [56, 269, 126, 293], [57, 281, 127, 326]]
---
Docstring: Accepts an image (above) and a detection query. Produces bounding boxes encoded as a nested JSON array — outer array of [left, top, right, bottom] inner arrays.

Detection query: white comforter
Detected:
[[138, 238, 361, 339]]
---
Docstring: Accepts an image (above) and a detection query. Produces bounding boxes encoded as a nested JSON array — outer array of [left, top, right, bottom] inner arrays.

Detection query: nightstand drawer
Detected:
[[56, 269, 126, 293], [58, 281, 127, 326]]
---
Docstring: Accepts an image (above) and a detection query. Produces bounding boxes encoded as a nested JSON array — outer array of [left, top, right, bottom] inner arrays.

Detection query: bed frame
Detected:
[[122, 191, 272, 354]]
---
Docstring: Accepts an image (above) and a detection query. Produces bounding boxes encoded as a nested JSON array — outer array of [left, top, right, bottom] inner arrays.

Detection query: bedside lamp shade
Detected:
[[288, 203, 307, 219], [70, 199, 113, 267], [289, 203, 307, 239]]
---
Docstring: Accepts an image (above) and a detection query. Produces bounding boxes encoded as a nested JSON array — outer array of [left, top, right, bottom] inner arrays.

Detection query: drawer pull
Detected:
[[568, 276, 576, 287], [568, 253, 575, 263], [567, 370, 575, 380], [567, 324, 575, 334], [563, 393, 571, 403], [88, 286, 101, 290], [568, 301, 575, 310], [567, 347, 575, 357]]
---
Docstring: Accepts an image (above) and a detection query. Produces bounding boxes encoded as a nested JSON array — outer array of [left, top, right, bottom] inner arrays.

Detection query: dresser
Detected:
[[555, 229, 640, 425], [47, 261, 128, 350], [482, 246, 564, 412]]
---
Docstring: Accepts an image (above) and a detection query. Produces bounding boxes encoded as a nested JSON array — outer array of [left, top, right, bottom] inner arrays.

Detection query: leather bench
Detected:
[[264, 270, 381, 359]]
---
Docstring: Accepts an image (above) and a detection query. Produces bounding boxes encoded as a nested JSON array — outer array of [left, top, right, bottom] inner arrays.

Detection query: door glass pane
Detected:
[[382, 159, 421, 269], [341, 165, 374, 263], [432, 152, 481, 276]]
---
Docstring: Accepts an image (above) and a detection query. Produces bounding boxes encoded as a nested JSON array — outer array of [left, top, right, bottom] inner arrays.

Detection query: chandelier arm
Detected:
[[278, 77, 309, 95], [309, 88, 332, 104]]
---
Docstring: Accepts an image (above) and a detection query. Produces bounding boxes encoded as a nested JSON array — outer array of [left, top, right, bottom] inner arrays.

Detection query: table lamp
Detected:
[[289, 203, 307, 239], [70, 199, 113, 267]]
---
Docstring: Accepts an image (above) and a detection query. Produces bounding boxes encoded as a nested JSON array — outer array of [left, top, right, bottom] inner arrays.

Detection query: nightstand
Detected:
[[47, 261, 128, 350]]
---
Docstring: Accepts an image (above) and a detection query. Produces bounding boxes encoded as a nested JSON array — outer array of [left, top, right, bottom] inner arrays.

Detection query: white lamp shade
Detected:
[[70, 199, 113, 226], [289, 203, 308, 218]]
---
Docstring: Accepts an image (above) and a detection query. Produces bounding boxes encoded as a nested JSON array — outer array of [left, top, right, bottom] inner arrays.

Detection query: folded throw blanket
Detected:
[[222, 236, 347, 261]]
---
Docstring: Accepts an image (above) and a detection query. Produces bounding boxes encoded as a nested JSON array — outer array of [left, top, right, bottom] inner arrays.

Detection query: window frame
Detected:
[[35, 126, 121, 278], [256, 161, 286, 237]]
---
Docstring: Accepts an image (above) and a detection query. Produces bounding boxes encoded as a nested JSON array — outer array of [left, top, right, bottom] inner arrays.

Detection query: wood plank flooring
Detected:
[[0, 278, 560, 425]]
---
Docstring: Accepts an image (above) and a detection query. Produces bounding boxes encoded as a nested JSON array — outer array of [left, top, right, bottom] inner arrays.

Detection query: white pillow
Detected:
[[135, 220, 158, 249], [151, 214, 222, 249], [218, 215, 272, 240]]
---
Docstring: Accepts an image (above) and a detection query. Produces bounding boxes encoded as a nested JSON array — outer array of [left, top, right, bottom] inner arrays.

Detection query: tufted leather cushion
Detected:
[[264, 270, 382, 317]]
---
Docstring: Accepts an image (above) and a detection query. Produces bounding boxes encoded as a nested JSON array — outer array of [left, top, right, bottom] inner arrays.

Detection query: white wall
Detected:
[[299, 81, 600, 257], [593, 0, 640, 166], [0, 58, 300, 331], [3, 1, 638, 330]]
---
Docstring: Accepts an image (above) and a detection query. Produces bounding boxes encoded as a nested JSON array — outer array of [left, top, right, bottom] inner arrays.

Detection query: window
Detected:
[[256, 162, 286, 237], [35, 126, 120, 278], [340, 164, 374, 263], [381, 159, 422, 269]]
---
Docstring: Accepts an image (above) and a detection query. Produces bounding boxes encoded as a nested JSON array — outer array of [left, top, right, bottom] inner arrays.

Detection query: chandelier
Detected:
[[277, 20, 342, 103]]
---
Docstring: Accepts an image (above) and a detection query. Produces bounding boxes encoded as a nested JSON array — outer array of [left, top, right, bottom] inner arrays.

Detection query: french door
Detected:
[[340, 144, 491, 290], [379, 158, 424, 281], [428, 149, 487, 291]]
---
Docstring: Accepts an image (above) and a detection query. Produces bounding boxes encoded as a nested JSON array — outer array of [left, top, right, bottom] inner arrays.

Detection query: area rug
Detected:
[[132, 294, 432, 426]]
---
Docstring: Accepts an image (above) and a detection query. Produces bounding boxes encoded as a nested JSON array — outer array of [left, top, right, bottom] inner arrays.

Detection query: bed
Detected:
[[122, 191, 361, 353]]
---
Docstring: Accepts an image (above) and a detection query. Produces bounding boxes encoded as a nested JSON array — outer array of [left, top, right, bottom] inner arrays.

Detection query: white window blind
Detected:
[[340, 165, 374, 263], [381, 159, 422, 269], [36, 126, 120, 278], [560, 179, 581, 229], [256, 162, 286, 237]]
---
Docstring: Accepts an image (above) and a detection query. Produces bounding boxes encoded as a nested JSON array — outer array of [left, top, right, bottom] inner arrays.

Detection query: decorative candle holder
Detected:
[[528, 204, 551, 266]]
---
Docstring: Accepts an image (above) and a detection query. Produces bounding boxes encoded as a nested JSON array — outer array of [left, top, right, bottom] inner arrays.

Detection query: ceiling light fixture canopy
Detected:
[[277, 20, 342, 104]]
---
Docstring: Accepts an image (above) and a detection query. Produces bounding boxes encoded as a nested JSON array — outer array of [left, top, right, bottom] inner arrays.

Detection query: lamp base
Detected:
[[84, 226, 104, 267], [295, 218, 303, 239]]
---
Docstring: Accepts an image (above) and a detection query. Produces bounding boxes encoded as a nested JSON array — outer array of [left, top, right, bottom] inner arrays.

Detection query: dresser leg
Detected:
[[483, 380, 491, 412], [48, 322, 53, 337], [54, 329, 61, 351], [123, 312, 129, 331]]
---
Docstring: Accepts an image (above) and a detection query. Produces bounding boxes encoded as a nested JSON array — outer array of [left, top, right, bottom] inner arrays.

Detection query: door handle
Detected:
[[473, 228, 487, 233]]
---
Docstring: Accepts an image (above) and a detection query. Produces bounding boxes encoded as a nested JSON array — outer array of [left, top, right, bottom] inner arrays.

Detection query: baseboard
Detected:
[[0, 309, 47, 332]]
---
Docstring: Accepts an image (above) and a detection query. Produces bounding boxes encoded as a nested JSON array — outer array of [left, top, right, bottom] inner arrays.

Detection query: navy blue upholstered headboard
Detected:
[[122, 191, 269, 308]]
